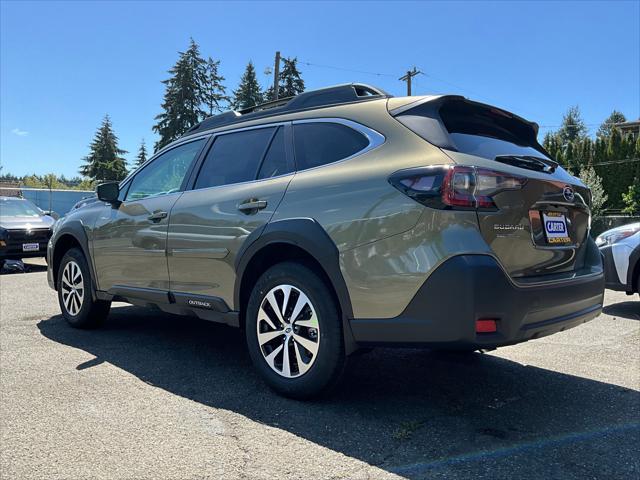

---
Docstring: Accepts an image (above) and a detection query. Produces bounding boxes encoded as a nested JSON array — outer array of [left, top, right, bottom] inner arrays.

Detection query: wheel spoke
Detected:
[[289, 291, 310, 324], [63, 292, 72, 311], [258, 329, 284, 346], [293, 333, 318, 356], [258, 305, 278, 331], [265, 291, 286, 327], [294, 311, 319, 328], [264, 343, 284, 369], [294, 341, 311, 375], [281, 337, 291, 377]]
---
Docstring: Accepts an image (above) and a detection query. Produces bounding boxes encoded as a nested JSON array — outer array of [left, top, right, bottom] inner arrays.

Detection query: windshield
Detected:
[[0, 199, 42, 218]]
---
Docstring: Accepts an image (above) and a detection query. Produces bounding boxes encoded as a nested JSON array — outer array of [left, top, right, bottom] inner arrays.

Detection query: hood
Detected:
[[0, 215, 55, 230]]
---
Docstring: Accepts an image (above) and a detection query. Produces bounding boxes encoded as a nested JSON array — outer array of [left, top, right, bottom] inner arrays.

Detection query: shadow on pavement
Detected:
[[38, 306, 640, 479], [603, 300, 640, 320]]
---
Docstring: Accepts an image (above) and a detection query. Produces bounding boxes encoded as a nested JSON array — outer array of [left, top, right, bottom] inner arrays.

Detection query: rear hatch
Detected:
[[392, 96, 592, 279]]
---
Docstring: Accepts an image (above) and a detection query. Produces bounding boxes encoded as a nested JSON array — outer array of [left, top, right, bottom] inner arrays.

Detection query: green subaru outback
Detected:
[[47, 84, 604, 398]]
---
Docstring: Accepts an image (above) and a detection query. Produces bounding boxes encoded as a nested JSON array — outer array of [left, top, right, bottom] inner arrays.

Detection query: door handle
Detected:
[[147, 211, 168, 222], [238, 199, 267, 213]]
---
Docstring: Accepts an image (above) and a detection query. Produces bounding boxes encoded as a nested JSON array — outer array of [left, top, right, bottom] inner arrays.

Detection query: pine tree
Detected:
[[232, 61, 263, 110], [265, 56, 305, 101], [578, 165, 608, 216], [136, 139, 148, 167], [557, 106, 587, 147], [597, 110, 626, 139], [79, 115, 128, 182], [153, 38, 208, 151], [202, 56, 228, 115], [278, 57, 305, 98]]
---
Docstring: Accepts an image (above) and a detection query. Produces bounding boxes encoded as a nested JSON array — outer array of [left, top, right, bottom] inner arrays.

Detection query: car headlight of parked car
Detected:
[[595, 223, 640, 247]]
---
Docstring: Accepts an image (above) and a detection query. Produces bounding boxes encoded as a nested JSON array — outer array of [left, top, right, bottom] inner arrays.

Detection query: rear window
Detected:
[[293, 122, 369, 170], [396, 99, 550, 161]]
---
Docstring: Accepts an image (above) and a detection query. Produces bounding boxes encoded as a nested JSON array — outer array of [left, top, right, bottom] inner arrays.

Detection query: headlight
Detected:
[[596, 223, 640, 247]]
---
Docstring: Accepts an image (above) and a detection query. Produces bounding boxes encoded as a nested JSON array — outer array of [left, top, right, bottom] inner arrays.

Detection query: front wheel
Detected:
[[57, 248, 110, 328], [245, 262, 345, 399]]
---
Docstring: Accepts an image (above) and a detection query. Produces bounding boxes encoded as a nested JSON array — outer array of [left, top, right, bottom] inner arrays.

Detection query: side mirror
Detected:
[[96, 182, 120, 204], [44, 210, 60, 220]]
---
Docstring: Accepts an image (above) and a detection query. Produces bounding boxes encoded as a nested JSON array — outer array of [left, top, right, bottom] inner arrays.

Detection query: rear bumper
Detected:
[[349, 255, 604, 349]]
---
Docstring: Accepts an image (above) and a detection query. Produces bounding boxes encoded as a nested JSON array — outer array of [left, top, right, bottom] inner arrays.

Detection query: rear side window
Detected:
[[195, 127, 276, 189], [257, 127, 293, 179], [293, 122, 369, 170]]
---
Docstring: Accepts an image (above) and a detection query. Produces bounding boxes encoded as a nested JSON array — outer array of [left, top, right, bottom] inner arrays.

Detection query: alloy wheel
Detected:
[[256, 284, 320, 378], [61, 260, 84, 316]]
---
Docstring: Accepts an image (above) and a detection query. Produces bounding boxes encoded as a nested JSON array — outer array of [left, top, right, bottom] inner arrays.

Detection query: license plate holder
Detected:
[[22, 243, 40, 252], [542, 211, 571, 245]]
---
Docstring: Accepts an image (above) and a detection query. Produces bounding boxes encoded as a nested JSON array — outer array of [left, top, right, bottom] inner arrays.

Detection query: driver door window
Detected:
[[126, 139, 205, 201]]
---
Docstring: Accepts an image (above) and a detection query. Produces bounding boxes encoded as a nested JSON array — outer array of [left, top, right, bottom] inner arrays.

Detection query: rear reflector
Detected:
[[476, 319, 497, 333]]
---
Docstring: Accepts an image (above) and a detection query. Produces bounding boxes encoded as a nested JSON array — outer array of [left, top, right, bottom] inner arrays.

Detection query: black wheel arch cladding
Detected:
[[234, 218, 358, 354]]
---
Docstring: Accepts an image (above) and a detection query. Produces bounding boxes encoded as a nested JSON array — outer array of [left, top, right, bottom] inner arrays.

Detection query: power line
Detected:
[[298, 60, 395, 78]]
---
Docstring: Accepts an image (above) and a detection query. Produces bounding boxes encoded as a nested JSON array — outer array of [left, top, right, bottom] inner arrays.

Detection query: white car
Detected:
[[596, 222, 640, 295]]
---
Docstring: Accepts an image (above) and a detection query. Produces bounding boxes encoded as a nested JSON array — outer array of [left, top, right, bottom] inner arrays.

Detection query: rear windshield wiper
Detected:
[[494, 155, 558, 173]]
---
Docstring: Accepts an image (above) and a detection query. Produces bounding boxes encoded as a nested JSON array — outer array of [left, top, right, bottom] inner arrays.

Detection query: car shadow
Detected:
[[603, 300, 640, 320], [37, 306, 640, 478]]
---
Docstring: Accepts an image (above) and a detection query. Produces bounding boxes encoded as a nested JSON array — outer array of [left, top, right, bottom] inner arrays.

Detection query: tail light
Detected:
[[389, 165, 527, 210]]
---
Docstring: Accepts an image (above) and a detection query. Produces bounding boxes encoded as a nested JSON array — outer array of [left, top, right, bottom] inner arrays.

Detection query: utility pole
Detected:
[[399, 67, 422, 96], [273, 51, 281, 100]]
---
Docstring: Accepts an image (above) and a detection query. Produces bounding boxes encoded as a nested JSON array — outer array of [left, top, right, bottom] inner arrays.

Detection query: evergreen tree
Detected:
[[597, 110, 626, 139], [232, 61, 263, 110], [557, 106, 587, 147], [278, 57, 305, 98], [153, 38, 208, 151], [202, 56, 228, 115], [621, 180, 640, 214], [79, 115, 128, 182], [265, 56, 305, 101], [578, 165, 608, 216], [136, 139, 148, 167]]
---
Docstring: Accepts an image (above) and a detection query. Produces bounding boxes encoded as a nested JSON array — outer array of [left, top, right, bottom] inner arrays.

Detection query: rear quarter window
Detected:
[[293, 122, 369, 170]]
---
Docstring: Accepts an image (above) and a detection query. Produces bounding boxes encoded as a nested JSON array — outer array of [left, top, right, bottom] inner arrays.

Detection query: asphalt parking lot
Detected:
[[1, 259, 638, 480]]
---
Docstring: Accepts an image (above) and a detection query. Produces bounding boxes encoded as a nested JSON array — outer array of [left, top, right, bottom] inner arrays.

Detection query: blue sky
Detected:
[[1, 0, 638, 178]]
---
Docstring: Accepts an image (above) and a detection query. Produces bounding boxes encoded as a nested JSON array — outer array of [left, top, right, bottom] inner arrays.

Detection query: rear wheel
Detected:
[[57, 248, 110, 328], [245, 262, 345, 399]]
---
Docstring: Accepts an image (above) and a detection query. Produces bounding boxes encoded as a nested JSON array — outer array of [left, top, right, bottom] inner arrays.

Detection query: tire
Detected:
[[245, 261, 345, 399], [57, 248, 110, 328]]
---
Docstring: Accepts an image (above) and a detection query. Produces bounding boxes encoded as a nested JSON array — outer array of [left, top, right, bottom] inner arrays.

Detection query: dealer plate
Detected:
[[542, 211, 571, 244], [22, 243, 39, 252]]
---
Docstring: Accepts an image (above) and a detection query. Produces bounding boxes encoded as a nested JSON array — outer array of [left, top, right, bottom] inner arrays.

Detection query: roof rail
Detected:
[[183, 83, 390, 137]]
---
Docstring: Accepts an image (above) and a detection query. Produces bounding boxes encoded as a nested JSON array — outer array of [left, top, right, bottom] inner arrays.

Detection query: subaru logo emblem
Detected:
[[563, 186, 575, 202]]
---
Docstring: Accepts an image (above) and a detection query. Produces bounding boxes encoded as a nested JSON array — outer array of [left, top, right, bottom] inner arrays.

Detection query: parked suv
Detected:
[[47, 84, 604, 398]]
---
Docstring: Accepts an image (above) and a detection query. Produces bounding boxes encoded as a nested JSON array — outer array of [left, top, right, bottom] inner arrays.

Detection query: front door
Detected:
[[168, 125, 295, 306], [92, 138, 206, 292]]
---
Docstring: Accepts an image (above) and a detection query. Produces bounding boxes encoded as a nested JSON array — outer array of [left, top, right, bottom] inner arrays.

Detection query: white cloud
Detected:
[[11, 128, 28, 136]]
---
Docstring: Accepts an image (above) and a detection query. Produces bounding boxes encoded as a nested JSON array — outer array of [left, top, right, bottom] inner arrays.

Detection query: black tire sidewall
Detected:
[[57, 248, 103, 328], [245, 262, 345, 399]]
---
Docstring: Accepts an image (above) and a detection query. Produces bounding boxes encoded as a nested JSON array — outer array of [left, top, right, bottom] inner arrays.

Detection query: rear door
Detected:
[[167, 124, 295, 305]]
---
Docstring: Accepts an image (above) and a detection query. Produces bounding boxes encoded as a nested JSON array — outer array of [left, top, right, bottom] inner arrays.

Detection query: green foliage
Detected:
[[232, 61, 263, 110], [79, 115, 128, 182], [153, 39, 209, 151], [597, 110, 626, 139], [557, 105, 587, 147], [136, 139, 148, 167], [265, 56, 305, 101], [203, 56, 229, 115], [578, 165, 608, 216], [621, 180, 640, 214]]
